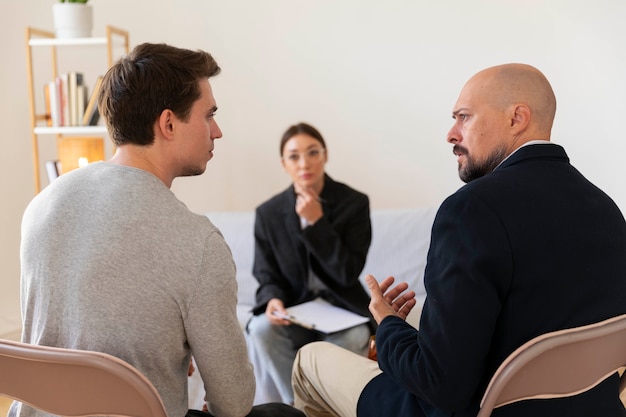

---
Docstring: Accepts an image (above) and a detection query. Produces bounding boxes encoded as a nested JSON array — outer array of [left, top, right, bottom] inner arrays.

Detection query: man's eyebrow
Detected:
[[452, 108, 468, 117]]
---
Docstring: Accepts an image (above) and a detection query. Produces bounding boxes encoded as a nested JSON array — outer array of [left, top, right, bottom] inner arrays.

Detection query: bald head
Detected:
[[448, 64, 558, 183], [467, 63, 557, 139]]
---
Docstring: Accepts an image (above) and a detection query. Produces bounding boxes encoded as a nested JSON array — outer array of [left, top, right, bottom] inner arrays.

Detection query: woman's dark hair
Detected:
[[98, 43, 220, 146], [279, 122, 327, 156]]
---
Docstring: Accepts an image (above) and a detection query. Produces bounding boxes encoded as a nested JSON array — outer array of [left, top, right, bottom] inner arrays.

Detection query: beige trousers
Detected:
[[292, 341, 382, 417]]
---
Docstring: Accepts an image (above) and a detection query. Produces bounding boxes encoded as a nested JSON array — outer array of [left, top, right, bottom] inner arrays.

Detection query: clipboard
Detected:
[[273, 298, 370, 334]]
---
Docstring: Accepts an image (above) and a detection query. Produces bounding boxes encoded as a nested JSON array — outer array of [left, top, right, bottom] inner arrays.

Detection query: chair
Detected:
[[477, 313, 626, 417], [0, 339, 168, 417]]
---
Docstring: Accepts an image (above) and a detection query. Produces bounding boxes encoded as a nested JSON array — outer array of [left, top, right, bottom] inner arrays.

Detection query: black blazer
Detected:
[[252, 174, 374, 330], [358, 144, 626, 417]]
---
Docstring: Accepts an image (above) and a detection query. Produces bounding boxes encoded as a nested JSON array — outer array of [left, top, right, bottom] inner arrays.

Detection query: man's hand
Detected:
[[366, 274, 416, 324]]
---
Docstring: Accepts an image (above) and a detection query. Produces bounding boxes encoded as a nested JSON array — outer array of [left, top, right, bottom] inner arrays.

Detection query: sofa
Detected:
[[188, 207, 439, 407]]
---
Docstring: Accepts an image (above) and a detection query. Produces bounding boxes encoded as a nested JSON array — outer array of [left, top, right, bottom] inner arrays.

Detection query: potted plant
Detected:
[[52, 0, 93, 39]]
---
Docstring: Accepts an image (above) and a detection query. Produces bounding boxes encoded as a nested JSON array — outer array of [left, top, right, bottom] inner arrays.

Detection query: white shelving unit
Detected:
[[25, 25, 129, 193]]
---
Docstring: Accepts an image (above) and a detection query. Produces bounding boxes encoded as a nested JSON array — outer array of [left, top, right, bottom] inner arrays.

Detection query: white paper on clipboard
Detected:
[[284, 298, 370, 334]]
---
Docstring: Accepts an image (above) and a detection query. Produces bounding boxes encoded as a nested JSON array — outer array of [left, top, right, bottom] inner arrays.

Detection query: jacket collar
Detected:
[[496, 142, 568, 171]]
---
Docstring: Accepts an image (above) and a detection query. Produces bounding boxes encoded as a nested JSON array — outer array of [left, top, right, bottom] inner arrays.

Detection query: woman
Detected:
[[246, 122, 374, 404]]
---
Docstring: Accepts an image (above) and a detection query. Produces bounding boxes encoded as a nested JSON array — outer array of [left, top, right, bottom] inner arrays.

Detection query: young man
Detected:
[[13, 43, 302, 417], [292, 63, 626, 417]]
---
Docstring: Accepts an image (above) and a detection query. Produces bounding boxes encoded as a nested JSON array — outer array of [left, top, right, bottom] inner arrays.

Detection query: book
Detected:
[[48, 80, 61, 127], [68, 71, 84, 126], [273, 298, 370, 334], [45, 160, 60, 183], [57, 73, 69, 126], [76, 84, 88, 125], [81, 75, 103, 126]]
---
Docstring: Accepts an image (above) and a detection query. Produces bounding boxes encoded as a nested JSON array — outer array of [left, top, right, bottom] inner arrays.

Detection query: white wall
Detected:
[[2, 0, 625, 336]]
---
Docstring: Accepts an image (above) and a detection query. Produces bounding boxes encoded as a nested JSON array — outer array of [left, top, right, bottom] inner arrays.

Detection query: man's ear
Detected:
[[157, 109, 176, 140], [510, 104, 530, 134]]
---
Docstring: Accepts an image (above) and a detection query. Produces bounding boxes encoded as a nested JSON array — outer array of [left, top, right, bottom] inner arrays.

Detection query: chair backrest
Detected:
[[477, 313, 626, 417], [0, 339, 168, 417]]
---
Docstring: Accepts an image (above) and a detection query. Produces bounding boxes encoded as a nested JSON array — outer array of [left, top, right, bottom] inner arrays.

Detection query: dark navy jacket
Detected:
[[358, 144, 626, 417]]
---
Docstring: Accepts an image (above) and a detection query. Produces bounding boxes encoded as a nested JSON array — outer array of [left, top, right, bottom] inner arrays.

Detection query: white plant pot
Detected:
[[52, 3, 93, 39]]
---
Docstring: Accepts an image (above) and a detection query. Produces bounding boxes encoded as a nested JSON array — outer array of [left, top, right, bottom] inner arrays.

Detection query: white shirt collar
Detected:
[[495, 140, 551, 170]]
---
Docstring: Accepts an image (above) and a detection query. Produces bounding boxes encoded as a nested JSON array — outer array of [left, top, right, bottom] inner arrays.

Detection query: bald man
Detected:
[[291, 64, 626, 417]]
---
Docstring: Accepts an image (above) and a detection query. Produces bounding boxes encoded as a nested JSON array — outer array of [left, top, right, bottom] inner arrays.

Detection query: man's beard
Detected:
[[455, 144, 507, 183]]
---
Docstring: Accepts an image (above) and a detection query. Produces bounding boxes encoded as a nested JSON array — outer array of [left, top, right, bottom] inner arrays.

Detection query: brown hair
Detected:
[[98, 43, 220, 146], [279, 122, 327, 156]]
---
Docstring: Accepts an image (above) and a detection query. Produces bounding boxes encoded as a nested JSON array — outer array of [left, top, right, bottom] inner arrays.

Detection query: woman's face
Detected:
[[281, 133, 327, 192]]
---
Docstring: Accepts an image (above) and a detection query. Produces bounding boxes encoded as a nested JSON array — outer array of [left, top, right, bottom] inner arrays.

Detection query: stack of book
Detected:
[[44, 72, 103, 127]]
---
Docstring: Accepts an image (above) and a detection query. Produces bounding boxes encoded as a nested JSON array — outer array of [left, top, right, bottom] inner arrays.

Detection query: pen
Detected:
[[272, 311, 316, 330]]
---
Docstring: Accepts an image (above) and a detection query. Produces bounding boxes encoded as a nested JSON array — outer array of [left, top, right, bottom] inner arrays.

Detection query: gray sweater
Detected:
[[14, 162, 255, 417]]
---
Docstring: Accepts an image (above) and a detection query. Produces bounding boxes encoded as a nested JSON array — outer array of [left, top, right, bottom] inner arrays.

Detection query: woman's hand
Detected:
[[265, 298, 291, 326], [188, 358, 195, 376], [294, 184, 323, 225]]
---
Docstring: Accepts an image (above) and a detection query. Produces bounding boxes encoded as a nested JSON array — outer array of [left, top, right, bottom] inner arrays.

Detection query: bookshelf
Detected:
[[25, 25, 129, 193]]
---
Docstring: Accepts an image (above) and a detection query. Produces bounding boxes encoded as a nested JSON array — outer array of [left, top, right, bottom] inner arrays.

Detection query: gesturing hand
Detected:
[[366, 274, 416, 324]]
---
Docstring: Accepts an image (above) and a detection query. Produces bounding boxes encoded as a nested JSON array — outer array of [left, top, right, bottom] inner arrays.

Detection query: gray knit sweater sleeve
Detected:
[[187, 226, 256, 417]]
